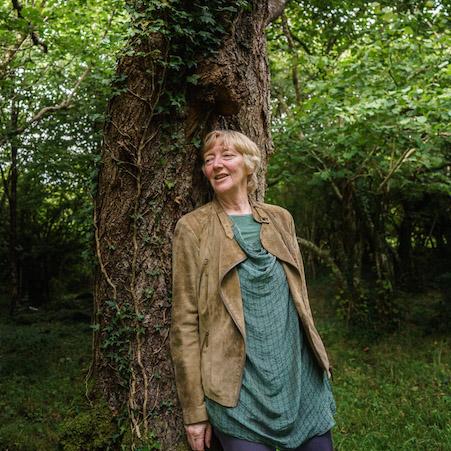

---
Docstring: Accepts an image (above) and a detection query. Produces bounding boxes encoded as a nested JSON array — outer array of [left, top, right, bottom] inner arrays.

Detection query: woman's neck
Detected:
[[217, 194, 251, 215]]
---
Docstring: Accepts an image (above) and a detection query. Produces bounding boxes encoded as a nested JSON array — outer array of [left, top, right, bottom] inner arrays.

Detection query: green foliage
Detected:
[[59, 403, 116, 451], [335, 281, 402, 338], [0, 0, 128, 136], [0, 0, 129, 303], [270, 3, 449, 196], [309, 280, 451, 450], [0, 295, 95, 449], [99, 299, 144, 385], [118, 0, 250, 116], [122, 430, 162, 451], [324, 321, 451, 449], [267, 2, 451, 329]]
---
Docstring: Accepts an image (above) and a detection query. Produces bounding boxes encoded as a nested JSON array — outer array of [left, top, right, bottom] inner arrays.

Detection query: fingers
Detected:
[[205, 422, 212, 448], [185, 422, 210, 451], [191, 435, 205, 451]]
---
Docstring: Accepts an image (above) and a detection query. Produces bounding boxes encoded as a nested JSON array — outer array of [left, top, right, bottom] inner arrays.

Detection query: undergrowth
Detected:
[[0, 290, 449, 450]]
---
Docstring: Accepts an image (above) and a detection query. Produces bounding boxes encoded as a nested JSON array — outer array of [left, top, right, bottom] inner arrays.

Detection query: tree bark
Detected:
[[92, 2, 283, 448], [397, 201, 414, 284], [281, 14, 301, 106], [8, 97, 19, 316], [297, 236, 345, 289]]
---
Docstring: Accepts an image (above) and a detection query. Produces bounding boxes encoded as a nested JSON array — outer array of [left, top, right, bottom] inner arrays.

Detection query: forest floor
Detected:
[[0, 287, 449, 451]]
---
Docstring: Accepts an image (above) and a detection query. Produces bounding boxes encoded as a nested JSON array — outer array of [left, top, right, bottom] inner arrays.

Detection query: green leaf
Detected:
[[186, 74, 199, 85]]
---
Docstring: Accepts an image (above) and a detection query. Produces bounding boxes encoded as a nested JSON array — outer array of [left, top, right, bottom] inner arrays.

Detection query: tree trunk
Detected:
[[338, 182, 365, 326], [92, 2, 284, 448], [397, 201, 414, 285], [357, 194, 394, 285], [8, 98, 19, 316]]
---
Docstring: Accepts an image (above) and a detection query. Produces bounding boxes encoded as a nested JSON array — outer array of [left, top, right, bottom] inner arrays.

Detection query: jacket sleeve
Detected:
[[169, 217, 208, 425], [287, 212, 313, 318]]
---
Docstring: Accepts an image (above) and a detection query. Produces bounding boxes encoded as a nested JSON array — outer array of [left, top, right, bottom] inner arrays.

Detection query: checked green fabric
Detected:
[[205, 214, 336, 450]]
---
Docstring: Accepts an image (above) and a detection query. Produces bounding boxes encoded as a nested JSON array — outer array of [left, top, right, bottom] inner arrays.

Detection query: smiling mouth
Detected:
[[214, 174, 228, 180]]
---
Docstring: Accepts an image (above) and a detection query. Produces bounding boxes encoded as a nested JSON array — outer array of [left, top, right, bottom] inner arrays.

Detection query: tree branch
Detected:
[[378, 147, 417, 192], [281, 13, 301, 105], [290, 33, 312, 56], [0, 67, 90, 147], [297, 236, 345, 288], [0, 8, 115, 148], [267, 0, 289, 25], [0, 163, 11, 203], [11, 0, 48, 53], [307, 149, 344, 201], [0, 33, 28, 79], [348, 145, 378, 182]]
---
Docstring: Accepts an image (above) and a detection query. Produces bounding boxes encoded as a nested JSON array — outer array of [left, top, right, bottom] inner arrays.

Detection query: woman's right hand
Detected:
[[185, 421, 212, 450]]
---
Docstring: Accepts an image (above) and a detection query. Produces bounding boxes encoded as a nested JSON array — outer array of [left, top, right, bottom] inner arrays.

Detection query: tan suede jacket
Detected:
[[170, 197, 332, 425]]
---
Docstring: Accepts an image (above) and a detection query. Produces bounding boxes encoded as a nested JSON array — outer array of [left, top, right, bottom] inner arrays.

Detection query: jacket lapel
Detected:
[[260, 221, 298, 269], [218, 235, 247, 337], [212, 199, 247, 337]]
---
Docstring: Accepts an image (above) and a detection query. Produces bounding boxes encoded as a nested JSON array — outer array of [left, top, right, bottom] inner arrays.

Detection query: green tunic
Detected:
[[205, 214, 336, 450]]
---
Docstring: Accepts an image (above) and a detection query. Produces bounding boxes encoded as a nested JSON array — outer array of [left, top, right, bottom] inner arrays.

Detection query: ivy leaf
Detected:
[[186, 74, 199, 85]]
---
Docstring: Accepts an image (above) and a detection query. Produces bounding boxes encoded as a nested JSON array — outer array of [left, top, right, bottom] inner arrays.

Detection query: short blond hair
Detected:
[[202, 130, 261, 194]]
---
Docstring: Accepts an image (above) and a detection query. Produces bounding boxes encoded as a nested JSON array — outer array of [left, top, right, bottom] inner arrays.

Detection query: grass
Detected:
[[322, 321, 450, 450], [0, 291, 450, 450], [310, 282, 451, 451], [0, 296, 93, 450]]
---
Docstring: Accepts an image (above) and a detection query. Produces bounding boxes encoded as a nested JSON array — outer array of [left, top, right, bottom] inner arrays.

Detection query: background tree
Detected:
[[0, 0, 127, 313], [267, 1, 450, 329]]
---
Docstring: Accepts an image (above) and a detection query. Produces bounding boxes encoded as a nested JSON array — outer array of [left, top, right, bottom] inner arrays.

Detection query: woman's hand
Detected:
[[185, 421, 212, 451]]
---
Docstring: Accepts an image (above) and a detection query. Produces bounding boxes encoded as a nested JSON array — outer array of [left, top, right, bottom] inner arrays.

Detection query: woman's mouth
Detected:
[[214, 174, 228, 180]]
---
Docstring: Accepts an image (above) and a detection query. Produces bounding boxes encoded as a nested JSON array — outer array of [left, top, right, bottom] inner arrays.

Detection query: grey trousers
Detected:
[[213, 428, 334, 451]]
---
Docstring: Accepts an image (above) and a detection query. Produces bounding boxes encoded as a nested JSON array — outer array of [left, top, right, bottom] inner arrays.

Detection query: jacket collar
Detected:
[[211, 195, 297, 269], [212, 195, 270, 239]]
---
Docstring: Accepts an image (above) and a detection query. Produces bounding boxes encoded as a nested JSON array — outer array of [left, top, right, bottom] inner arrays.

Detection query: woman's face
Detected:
[[202, 140, 249, 198]]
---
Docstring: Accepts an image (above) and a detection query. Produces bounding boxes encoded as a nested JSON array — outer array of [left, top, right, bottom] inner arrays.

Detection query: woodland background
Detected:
[[0, 0, 450, 450]]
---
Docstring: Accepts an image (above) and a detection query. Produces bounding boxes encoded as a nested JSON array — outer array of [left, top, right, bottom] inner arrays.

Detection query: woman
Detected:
[[170, 130, 336, 451]]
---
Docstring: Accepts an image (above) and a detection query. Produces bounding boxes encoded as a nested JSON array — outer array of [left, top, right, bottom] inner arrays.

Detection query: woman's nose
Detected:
[[212, 157, 224, 168]]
